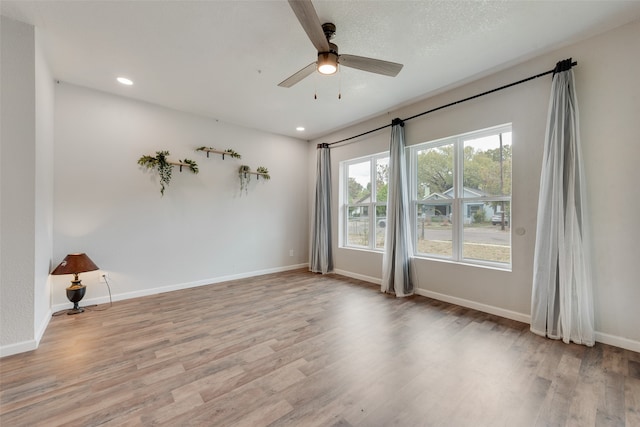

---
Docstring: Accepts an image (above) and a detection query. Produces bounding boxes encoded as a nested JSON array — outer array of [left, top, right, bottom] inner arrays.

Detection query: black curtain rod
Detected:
[[325, 59, 576, 147]]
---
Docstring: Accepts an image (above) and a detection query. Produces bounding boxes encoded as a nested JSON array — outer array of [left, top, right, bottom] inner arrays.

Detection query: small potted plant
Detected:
[[256, 166, 270, 180]]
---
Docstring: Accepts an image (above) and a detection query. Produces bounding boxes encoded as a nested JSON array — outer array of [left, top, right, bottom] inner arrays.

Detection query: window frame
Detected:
[[340, 152, 389, 251], [409, 124, 512, 269]]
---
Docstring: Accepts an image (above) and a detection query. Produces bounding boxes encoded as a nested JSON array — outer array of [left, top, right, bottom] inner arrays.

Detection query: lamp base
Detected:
[[66, 281, 86, 315]]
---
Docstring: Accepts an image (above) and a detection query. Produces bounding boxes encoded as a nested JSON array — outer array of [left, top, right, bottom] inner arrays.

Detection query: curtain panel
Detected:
[[530, 60, 594, 346], [310, 144, 333, 274], [381, 119, 414, 297]]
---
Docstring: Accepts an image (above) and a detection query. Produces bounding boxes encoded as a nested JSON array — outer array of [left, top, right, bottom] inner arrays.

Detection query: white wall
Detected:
[[313, 19, 640, 351], [1, 16, 36, 350], [51, 84, 309, 307], [34, 27, 55, 346], [0, 17, 54, 356]]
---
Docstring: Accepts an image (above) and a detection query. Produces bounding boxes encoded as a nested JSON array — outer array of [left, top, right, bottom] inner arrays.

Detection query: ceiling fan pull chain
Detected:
[[338, 71, 342, 99], [314, 73, 318, 99]]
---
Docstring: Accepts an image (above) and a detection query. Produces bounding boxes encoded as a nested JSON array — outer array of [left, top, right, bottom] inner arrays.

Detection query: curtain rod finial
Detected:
[[554, 58, 574, 75]]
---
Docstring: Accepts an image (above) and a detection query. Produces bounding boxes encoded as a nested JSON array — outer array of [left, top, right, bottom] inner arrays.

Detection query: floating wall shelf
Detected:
[[196, 147, 242, 160], [168, 161, 197, 172], [240, 171, 270, 179]]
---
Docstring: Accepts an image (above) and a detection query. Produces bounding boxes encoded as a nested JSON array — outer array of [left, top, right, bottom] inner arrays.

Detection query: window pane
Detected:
[[376, 157, 389, 203], [347, 205, 369, 247], [416, 144, 454, 199], [415, 203, 452, 257], [462, 201, 511, 263], [463, 132, 511, 197], [348, 161, 371, 204], [375, 205, 386, 249]]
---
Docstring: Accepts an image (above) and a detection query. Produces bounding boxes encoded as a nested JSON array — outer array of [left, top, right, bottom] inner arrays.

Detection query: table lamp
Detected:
[[51, 253, 99, 315]]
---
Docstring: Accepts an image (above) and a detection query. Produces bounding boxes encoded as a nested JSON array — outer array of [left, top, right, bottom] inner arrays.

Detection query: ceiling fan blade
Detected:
[[339, 54, 404, 77], [278, 62, 317, 88], [288, 0, 330, 52]]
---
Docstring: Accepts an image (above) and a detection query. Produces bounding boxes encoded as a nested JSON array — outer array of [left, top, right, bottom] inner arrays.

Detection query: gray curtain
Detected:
[[530, 59, 594, 346], [381, 119, 414, 297], [310, 143, 333, 274]]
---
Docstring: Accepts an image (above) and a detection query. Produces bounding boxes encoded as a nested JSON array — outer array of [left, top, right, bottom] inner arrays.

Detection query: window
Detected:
[[342, 153, 389, 250], [411, 124, 512, 268]]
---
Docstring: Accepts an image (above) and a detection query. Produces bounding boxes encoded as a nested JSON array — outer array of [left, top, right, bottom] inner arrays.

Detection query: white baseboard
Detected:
[[334, 269, 640, 353], [0, 309, 53, 358], [333, 269, 381, 285], [52, 263, 309, 312], [415, 288, 532, 324], [333, 270, 530, 323], [595, 331, 640, 353], [35, 309, 52, 343], [0, 340, 38, 358]]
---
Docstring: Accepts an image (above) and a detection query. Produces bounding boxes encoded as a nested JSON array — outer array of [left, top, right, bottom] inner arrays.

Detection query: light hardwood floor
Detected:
[[1, 269, 639, 426]]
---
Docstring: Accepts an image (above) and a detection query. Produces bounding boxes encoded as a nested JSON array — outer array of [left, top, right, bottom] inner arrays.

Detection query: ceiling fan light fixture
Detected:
[[317, 52, 338, 75]]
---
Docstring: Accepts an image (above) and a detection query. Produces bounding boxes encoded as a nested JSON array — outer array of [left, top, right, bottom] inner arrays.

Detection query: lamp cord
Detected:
[[86, 275, 113, 311]]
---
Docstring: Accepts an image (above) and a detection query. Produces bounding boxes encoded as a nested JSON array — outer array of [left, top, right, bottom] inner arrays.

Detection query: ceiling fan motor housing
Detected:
[[322, 22, 336, 40]]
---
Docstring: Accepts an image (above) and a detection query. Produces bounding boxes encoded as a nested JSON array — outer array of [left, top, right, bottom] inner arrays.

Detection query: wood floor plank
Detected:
[[626, 377, 640, 426], [1, 269, 638, 426]]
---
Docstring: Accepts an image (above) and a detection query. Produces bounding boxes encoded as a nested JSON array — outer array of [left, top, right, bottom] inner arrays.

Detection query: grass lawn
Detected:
[[348, 221, 511, 263]]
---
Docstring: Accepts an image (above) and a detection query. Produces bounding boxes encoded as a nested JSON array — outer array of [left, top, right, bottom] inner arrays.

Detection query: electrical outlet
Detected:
[[99, 271, 109, 282], [289, 249, 294, 257]]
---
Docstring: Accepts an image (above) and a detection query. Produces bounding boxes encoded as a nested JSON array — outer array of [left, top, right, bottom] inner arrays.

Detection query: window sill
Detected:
[[339, 245, 384, 255], [411, 254, 512, 272]]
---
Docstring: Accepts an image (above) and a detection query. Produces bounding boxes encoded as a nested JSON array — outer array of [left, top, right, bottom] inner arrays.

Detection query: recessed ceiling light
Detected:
[[296, 127, 305, 131], [117, 77, 133, 86]]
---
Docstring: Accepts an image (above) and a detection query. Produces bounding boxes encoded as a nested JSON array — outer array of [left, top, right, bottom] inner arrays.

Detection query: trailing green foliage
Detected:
[[137, 150, 198, 196], [239, 165, 251, 194], [224, 149, 242, 159], [138, 150, 172, 196], [256, 166, 270, 180], [180, 158, 199, 174]]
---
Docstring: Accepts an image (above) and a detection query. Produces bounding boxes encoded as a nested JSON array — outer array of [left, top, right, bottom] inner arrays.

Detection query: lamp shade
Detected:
[[51, 253, 99, 276]]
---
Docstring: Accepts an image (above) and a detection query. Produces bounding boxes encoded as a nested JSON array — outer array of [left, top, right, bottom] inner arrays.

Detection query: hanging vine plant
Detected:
[[137, 150, 198, 196], [238, 165, 271, 194], [239, 165, 251, 194]]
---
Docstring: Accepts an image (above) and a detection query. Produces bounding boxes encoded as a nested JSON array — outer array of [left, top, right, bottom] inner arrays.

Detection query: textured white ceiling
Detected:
[[3, 1, 640, 140]]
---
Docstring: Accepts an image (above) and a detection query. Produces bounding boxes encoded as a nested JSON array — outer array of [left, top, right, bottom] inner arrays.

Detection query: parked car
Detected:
[[491, 214, 509, 225]]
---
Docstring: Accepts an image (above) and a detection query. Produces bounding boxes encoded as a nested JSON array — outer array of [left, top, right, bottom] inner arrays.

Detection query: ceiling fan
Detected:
[[278, 0, 404, 88]]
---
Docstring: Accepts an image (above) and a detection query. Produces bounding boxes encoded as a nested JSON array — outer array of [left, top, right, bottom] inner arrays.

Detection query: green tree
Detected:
[[417, 145, 453, 197], [463, 143, 512, 196], [376, 163, 388, 202], [348, 177, 367, 204], [483, 145, 512, 196], [416, 139, 511, 202]]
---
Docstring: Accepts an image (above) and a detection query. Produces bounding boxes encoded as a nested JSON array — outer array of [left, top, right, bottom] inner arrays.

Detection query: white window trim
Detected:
[[409, 124, 512, 269], [340, 152, 389, 251]]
